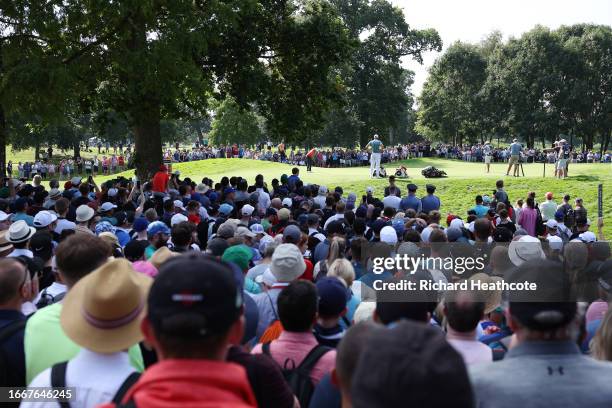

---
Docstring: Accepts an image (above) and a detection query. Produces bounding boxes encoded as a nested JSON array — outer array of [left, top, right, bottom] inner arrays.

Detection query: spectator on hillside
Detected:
[[400, 184, 421, 213], [518, 197, 538, 237], [540, 192, 557, 221], [421, 184, 441, 214]]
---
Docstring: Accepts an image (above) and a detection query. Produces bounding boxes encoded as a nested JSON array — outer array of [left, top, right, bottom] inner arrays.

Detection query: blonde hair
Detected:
[[353, 302, 376, 323], [328, 258, 356, 287], [327, 237, 346, 264], [591, 308, 612, 361]]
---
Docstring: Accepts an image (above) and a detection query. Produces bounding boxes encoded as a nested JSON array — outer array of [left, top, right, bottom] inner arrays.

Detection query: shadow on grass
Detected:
[[568, 175, 601, 182]]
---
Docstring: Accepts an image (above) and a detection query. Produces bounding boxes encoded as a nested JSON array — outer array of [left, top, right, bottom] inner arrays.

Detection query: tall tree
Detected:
[[209, 97, 263, 146]]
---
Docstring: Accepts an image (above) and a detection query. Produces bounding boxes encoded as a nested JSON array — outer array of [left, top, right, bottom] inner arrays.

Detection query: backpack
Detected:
[[262, 342, 331, 408], [36, 289, 66, 309], [564, 208, 576, 230], [0, 319, 27, 387], [51, 361, 140, 408], [534, 208, 545, 236]]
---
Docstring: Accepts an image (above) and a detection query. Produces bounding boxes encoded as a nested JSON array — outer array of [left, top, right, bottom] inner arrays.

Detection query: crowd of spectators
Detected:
[[0, 163, 610, 407]]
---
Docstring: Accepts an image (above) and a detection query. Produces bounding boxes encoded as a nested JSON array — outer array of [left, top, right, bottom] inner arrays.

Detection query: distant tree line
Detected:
[[417, 25, 612, 152]]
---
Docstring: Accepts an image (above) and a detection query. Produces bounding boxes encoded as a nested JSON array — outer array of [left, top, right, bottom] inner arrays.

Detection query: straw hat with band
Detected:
[[60, 258, 152, 354], [7, 220, 36, 244], [0, 230, 14, 253], [468, 273, 503, 315]]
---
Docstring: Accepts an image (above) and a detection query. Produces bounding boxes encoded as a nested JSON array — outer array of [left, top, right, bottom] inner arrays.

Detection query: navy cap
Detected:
[[372, 219, 388, 234], [407, 184, 418, 191], [148, 254, 242, 338], [316, 277, 349, 317]]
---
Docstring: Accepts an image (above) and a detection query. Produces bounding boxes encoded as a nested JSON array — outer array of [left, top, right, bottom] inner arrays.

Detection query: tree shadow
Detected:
[[568, 175, 601, 182]]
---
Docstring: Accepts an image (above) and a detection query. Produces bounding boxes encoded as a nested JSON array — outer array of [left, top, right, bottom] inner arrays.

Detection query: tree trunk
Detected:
[[35, 143, 40, 161], [73, 142, 81, 159], [0, 104, 7, 178], [601, 131, 610, 155], [133, 104, 162, 181]]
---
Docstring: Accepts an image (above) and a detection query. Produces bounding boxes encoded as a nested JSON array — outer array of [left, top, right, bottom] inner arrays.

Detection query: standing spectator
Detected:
[[444, 289, 492, 365], [100, 254, 257, 408], [470, 259, 612, 407], [400, 184, 421, 213], [313, 277, 349, 348], [22, 259, 152, 408], [540, 192, 557, 221], [0, 258, 32, 386], [421, 184, 441, 214], [518, 197, 538, 237], [23, 235, 143, 384]]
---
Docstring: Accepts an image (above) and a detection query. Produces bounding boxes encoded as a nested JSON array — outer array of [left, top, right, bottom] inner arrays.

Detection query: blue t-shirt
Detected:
[[510, 142, 522, 155]]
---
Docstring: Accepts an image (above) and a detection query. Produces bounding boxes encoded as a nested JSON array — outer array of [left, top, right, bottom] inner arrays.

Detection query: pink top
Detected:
[[519, 207, 538, 237], [586, 300, 608, 325], [251, 331, 336, 385], [132, 261, 158, 277], [446, 327, 492, 365]]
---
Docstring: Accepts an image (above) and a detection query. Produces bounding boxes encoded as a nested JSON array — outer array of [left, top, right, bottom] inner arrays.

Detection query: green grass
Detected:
[[7, 146, 612, 236], [93, 157, 611, 237]]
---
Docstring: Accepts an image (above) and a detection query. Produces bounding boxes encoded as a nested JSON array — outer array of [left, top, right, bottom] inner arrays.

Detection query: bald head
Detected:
[[0, 258, 27, 305]]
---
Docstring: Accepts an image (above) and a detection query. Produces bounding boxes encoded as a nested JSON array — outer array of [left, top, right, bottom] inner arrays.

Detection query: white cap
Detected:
[[99, 202, 117, 212], [318, 185, 328, 195], [545, 219, 558, 229], [250, 223, 265, 234], [450, 218, 464, 230], [282, 198, 292, 207], [0, 211, 8, 222], [366, 186, 374, 194], [579, 231, 597, 243], [107, 188, 118, 197], [380, 226, 398, 245], [33, 210, 58, 228], [170, 213, 189, 226], [241, 204, 255, 216], [173, 200, 185, 211], [546, 235, 563, 251]]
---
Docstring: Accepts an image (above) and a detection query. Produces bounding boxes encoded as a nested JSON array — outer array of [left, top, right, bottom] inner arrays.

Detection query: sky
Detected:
[[391, 0, 612, 99]]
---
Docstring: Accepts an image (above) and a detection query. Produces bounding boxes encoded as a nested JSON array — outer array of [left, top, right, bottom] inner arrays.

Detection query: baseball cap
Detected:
[[170, 213, 188, 226], [30, 232, 53, 260], [278, 208, 290, 221], [241, 204, 255, 216], [545, 219, 558, 229], [0, 211, 8, 222], [318, 185, 328, 195], [108, 188, 119, 197], [235, 226, 256, 239], [221, 244, 253, 271], [147, 221, 171, 236], [216, 222, 236, 239], [446, 227, 464, 243], [148, 254, 242, 338], [173, 200, 186, 211], [223, 187, 236, 195], [70, 176, 82, 186], [282, 224, 302, 244], [316, 277, 350, 317], [507, 259, 576, 330], [99, 202, 117, 213], [380, 226, 398, 245], [206, 237, 229, 257], [249, 224, 265, 234], [546, 235, 563, 251], [33, 211, 58, 228], [366, 186, 374, 194], [282, 197, 292, 208], [219, 203, 233, 216], [133, 217, 149, 233], [407, 183, 417, 192], [493, 227, 513, 243], [579, 231, 597, 243]]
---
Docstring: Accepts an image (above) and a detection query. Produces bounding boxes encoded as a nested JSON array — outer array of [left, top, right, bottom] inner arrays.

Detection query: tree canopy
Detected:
[[417, 24, 612, 151]]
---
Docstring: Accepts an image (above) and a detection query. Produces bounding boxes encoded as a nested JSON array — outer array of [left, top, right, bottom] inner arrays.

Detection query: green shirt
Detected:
[[369, 139, 382, 153], [24, 303, 144, 384], [145, 245, 156, 260]]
